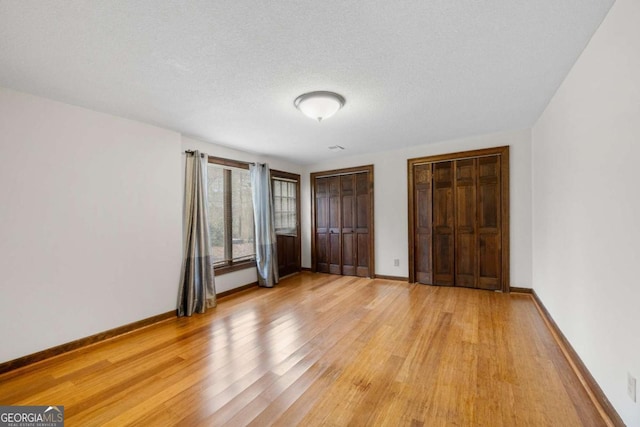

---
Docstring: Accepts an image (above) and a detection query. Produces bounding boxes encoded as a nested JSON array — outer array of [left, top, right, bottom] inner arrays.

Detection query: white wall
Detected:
[[180, 136, 303, 293], [532, 0, 640, 423], [0, 91, 533, 365], [0, 88, 183, 363], [303, 129, 532, 288]]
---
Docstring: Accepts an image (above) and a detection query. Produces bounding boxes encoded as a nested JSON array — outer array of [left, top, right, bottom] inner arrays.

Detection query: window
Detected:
[[273, 178, 298, 235], [207, 158, 255, 272]]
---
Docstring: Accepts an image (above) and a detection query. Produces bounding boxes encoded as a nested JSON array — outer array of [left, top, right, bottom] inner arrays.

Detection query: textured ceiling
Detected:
[[0, 0, 614, 165]]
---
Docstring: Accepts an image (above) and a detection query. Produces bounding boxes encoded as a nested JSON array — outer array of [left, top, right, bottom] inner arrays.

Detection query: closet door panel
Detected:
[[341, 175, 356, 276], [414, 164, 433, 284], [455, 158, 477, 287], [342, 235, 356, 275], [327, 176, 341, 274], [329, 234, 341, 274], [328, 177, 341, 232], [477, 156, 501, 290], [315, 177, 330, 273], [355, 173, 371, 277], [316, 234, 328, 272], [479, 236, 499, 278], [356, 234, 369, 277], [432, 161, 455, 285]]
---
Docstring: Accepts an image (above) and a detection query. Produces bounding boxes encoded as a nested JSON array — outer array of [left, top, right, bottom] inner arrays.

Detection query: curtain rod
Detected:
[[184, 151, 259, 167], [184, 150, 205, 158]]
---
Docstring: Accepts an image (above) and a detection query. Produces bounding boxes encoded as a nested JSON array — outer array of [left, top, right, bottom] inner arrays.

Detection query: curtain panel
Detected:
[[250, 163, 279, 288], [177, 151, 216, 316]]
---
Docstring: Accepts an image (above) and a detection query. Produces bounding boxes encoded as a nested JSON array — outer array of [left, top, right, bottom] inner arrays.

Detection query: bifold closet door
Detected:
[[313, 170, 372, 277], [413, 155, 502, 290], [454, 156, 502, 289]]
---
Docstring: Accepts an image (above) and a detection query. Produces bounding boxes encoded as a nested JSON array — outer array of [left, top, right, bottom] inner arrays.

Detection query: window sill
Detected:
[[214, 259, 256, 276]]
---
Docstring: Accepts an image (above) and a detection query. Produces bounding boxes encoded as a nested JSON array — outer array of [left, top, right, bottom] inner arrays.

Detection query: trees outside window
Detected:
[[207, 163, 255, 268]]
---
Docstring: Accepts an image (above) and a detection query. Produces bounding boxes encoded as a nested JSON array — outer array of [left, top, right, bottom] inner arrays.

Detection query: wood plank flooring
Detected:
[[0, 273, 606, 426]]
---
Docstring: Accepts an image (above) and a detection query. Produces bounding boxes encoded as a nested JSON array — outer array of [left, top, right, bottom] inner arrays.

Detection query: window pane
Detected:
[[207, 165, 226, 263], [288, 182, 297, 232], [273, 179, 297, 235], [231, 169, 255, 260]]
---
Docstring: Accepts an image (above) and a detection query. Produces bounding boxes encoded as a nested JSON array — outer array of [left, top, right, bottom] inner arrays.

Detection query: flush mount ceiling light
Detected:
[[294, 91, 345, 122]]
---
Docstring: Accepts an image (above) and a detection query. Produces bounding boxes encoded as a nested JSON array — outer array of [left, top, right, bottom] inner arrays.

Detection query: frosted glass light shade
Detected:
[[294, 91, 345, 122]]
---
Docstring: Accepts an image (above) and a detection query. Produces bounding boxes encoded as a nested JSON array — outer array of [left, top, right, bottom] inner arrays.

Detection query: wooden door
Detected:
[[432, 161, 455, 285], [455, 158, 477, 287], [272, 172, 301, 278], [313, 175, 342, 274], [355, 172, 371, 277], [312, 166, 374, 277], [328, 176, 341, 275], [477, 155, 501, 290], [414, 164, 433, 284], [341, 175, 357, 276], [408, 146, 509, 292], [315, 177, 330, 273]]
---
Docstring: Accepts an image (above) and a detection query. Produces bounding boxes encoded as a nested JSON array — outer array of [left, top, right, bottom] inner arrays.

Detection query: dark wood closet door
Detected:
[[328, 176, 342, 275], [354, 172, 371, 277], [314, 175, 342, 275], [432, 161, 455, 285], [312, 166, 374, 278], [341, 175, 356, 276], [409, 147, 508, 291], [414, 164, 433, 284], [409, 147, 507, 292], [455, 158, 477, 288], [315, 177, 330, 273], [477, 155, 501, 290]]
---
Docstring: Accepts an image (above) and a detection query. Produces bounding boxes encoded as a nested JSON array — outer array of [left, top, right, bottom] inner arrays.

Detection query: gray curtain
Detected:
[[177, 151, 216, 316], [250, 163, 279, 288]]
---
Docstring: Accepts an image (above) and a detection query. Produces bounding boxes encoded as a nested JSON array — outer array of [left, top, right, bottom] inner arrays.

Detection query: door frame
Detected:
[[407, 146, 510, 292], [310, 165, 375, 277]]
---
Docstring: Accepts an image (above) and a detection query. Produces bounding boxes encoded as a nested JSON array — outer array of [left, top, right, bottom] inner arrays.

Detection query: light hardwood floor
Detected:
[[0, 273, 606, 426]]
